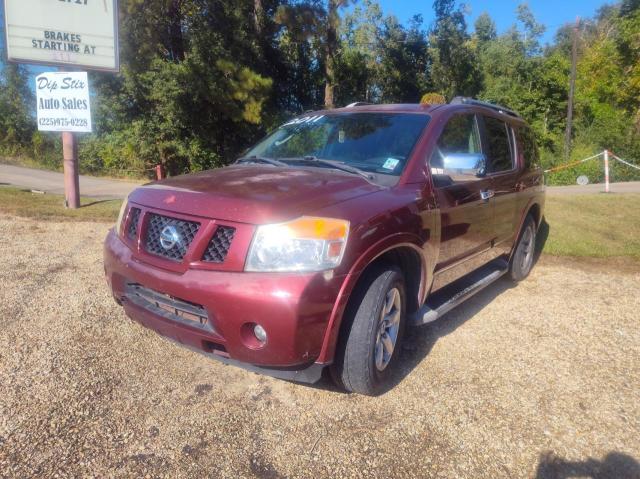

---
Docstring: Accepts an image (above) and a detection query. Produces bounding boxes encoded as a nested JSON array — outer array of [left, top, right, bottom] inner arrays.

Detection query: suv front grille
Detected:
[[144, 213, 200, 261], [202, 226, 236, 263], [127, 208, 141, 240]]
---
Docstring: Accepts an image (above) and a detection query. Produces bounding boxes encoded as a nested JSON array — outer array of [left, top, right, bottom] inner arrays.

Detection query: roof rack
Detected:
[[345, 102, 374, 108], [450, 97, 521, 118]]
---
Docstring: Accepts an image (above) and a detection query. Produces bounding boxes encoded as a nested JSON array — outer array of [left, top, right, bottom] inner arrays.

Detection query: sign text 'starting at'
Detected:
[[36, 72, 92, 133], [3, 0, 119, 71]]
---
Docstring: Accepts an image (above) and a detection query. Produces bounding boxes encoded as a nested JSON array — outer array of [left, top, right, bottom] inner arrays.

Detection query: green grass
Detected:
[[1, 185, 638, 258], [0, 186, 122, 223], [542, 193, 640, 259]]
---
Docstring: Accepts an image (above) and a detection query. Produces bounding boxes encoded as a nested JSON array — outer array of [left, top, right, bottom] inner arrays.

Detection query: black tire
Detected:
[[331, 264, 406, 396], [509, 214, 537, 282]]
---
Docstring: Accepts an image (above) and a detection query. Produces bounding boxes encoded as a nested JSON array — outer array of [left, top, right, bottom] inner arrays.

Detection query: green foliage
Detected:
[[0, 0, 638, 185]]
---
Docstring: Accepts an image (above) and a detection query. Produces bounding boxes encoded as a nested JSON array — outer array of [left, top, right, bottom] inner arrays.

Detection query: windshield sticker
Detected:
[[281, 115, 325, 127], [338, 130, 346, 143], [382, 158, 400, 171]]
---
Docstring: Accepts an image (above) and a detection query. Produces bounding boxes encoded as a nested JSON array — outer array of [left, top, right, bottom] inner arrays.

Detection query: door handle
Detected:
[[480, 189, 495, 201]]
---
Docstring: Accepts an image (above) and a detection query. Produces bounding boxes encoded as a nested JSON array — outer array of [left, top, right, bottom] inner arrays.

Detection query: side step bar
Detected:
[[411, 258, 509, 326]]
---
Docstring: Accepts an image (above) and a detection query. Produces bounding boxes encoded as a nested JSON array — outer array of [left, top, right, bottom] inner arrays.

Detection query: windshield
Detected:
[[245, 113, 430, 178]]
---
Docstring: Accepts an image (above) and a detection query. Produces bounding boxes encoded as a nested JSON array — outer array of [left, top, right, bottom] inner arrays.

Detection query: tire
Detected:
[[509, 214, 537, 282], [332, 264, 406, 396]]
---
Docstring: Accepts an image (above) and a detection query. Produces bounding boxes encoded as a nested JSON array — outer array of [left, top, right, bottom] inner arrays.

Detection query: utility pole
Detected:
[[564, 17, 580, 161]]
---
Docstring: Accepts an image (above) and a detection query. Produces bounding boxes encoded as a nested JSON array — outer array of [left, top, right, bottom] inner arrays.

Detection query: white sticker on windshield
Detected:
[[281, 115, 325, 127], [382, 158, 400, 171]]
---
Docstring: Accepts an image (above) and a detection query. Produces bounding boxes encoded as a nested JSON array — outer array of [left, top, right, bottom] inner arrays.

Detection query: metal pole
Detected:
[[62, 131, 80, 208], [604, 149, 610, 193]]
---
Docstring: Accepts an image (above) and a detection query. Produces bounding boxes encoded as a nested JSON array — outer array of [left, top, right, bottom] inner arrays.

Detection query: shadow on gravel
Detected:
[[390, 276, 516, 391], [535, 451, 640, 479]]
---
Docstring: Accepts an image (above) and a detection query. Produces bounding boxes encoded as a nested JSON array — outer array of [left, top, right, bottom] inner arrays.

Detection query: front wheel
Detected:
[[332, 265, 406, 396], [509, 214, 537, 281]]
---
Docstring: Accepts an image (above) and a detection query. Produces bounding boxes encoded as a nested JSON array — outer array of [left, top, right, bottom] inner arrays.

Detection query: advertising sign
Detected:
[[3, 0, 119, 72], [36, 72, 92, 133]]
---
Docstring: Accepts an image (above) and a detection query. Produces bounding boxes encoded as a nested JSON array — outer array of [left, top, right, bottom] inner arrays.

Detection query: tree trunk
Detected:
[[324, 0, 340, 109], [167, 0, 185, 62], [254, 0, 264, 35]]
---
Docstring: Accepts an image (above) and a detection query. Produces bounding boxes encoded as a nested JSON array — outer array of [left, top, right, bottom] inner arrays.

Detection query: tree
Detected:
[[276, 0, 354, 109], [0, 62, 35, 152], [377, 15, 431, 103], [430, 0, 481, 98], [474, 12, 497, 44]]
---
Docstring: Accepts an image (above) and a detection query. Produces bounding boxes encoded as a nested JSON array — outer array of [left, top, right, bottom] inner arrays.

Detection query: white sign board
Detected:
[[3, 0, 119, 72], [36, 72, 92, 133]]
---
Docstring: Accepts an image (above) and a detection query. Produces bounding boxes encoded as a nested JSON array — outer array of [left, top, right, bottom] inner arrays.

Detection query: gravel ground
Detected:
[[0, 214, 638, 478]]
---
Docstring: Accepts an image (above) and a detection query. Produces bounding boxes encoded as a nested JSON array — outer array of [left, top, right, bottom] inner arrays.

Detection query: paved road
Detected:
[[0, 164, 142, 199], [2, 163, 640, 198], [546, 180, 640, 195]]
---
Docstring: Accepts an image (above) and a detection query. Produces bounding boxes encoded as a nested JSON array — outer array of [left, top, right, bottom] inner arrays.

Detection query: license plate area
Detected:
[[125, 283, 213, 332]]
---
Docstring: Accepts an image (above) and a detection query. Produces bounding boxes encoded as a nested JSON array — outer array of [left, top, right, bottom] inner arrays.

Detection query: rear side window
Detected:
[[430, 114, 481, 169], [483, 116, 513, 173], [519, 126, 540, 170]]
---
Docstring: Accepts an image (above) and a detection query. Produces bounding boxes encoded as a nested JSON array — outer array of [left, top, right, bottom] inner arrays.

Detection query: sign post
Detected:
[[4, 0, 119, 208], [36, 71, 93, 208]]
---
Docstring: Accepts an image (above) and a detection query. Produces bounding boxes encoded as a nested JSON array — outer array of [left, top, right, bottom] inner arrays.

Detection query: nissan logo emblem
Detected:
[[159, 225, 181, 250]]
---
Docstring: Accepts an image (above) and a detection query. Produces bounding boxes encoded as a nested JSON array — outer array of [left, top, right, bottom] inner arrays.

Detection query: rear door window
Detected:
[[518, 126, 540, 170], [483, 116, 514, 173]]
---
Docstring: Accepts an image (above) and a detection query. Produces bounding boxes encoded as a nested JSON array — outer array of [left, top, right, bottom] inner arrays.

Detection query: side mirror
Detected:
[[442, 153, 487, 180]]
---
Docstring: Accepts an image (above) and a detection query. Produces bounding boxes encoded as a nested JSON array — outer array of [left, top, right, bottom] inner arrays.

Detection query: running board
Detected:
[[412, 258, 509, 326]]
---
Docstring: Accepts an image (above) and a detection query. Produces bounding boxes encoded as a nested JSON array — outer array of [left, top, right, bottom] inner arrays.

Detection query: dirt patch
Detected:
[[537, 254, 640, 275], [0, 214, 638, 478]]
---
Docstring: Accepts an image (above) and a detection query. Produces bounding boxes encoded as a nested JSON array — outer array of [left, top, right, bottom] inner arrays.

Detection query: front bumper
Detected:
[[104, 229, 345, 382]]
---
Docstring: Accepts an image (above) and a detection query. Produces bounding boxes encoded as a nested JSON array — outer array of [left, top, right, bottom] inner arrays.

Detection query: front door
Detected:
[[429, 113, 496, 290]]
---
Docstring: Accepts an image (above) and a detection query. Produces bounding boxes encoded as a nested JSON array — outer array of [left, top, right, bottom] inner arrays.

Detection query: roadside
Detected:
[[0, 163, 141, 199], [3, 162, 640, 200], [0, 187, 122, 222], [0, 215, 637, 478], [546, 180, 640, 195], [2, 185, 640, 261]]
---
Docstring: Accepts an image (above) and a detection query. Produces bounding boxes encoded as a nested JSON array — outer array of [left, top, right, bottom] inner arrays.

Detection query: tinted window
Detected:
[[246, 113, 430, 176], [483, 116, 513, 173], [519, 126, 540, 170], [430, 114, 481, 169]]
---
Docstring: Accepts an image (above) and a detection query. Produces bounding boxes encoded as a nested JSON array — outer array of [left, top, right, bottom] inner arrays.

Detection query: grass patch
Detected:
[[0, 185, 638, 258], [0, 186, 122, 223], [543, 193, 640, 259]]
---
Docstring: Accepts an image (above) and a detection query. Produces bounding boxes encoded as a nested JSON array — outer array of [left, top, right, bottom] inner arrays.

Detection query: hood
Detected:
[[128, 165, 384, 224]]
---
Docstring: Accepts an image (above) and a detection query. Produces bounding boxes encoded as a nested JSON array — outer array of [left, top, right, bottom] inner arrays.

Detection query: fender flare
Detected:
[[316, 233, 427, 364]]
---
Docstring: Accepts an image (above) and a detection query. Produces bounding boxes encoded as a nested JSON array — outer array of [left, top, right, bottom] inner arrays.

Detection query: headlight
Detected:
[[115, 199, 128, 237], [245, 217, 350, 272]]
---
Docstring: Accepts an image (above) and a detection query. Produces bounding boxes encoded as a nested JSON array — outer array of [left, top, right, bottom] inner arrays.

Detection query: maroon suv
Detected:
[[104, 98, 545, 395]]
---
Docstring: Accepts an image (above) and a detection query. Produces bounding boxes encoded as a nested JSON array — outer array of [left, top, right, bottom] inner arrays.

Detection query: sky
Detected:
[[369, 0, 612, 44]]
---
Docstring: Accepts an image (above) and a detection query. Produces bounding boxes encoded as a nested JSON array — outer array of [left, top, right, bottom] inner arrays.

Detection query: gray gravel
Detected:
[[0, 214, 639, 478]]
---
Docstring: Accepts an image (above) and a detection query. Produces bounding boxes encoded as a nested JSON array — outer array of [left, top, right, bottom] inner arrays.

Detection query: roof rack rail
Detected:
[[345, 102, 374, 108], [450, 97, 521, 118]]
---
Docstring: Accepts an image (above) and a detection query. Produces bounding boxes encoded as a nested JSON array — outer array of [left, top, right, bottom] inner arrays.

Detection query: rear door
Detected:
[[429, 113, 495, 276], [479, 115, 520, 254]]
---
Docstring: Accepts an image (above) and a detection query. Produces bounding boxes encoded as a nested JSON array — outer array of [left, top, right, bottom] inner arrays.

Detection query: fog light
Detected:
[[254, 324, 267, 343]]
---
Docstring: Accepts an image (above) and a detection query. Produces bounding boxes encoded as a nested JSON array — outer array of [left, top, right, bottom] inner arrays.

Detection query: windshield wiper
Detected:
[[286, 156, 375, 181], [235, 155, 289, 167]]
